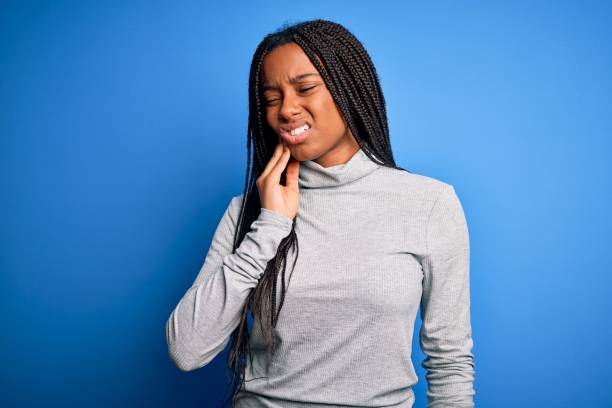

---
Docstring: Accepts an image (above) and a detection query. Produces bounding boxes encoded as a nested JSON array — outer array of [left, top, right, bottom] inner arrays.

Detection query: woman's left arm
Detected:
[[419, 183, 476, 408]]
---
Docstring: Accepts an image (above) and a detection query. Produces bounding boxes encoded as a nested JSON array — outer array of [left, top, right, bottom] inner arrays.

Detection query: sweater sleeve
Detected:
[[165, 194, 294, 372], [419, 183, 475, 407]]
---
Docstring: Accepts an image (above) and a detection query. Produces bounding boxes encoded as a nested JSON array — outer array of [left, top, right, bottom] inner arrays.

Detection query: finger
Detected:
[[268, 146, 292, 185], [260, 141, 285, 180], [284, 157, 300, 191]]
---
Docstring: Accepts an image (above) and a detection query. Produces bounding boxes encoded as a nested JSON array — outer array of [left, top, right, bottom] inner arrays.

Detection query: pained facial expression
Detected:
[[260, 42, 358, 167]]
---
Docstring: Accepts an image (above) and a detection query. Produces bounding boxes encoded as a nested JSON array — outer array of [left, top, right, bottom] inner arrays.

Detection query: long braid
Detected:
[[334, 27, 390, 139], [222, 19, 410, 408], [313, 28, 382, 141]]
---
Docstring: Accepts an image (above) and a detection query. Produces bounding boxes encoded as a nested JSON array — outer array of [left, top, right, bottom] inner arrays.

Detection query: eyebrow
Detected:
[[262, 73, 321, 92]]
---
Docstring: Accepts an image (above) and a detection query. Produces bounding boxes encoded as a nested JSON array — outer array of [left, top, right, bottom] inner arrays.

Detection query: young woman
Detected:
[[166, 19, 475, 408]]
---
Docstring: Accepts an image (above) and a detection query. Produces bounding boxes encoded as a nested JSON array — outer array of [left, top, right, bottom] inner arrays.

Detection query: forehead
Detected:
[[260, 43, 318, 84]]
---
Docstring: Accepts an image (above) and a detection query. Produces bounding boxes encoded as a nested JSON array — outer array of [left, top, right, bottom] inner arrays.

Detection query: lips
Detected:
[[279, 121, 311, 145]]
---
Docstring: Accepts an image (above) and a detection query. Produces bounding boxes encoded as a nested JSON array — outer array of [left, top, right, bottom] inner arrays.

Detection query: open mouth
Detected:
[[280, 123, 310, 145]]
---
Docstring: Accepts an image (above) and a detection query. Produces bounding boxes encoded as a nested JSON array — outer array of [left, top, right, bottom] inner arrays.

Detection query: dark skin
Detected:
[[256, 42, 360, 220], [261, 42, 360, 167]]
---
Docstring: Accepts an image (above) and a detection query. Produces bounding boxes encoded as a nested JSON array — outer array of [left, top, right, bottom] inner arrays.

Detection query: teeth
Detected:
[[290, 124, 309, 136]]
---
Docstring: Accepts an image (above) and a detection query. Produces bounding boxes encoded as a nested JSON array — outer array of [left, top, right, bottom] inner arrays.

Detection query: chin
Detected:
[[290, 146, 317, 163]]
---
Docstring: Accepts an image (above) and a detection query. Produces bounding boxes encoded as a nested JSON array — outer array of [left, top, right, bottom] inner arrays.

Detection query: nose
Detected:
[[278, 92, 301, 121]]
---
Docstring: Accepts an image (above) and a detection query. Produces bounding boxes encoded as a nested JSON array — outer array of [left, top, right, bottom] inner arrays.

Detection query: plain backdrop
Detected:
[[1, 1, 611, 407]]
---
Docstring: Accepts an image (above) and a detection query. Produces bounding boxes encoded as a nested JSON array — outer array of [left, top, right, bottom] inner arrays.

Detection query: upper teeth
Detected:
[[290, 124, 309, 136]]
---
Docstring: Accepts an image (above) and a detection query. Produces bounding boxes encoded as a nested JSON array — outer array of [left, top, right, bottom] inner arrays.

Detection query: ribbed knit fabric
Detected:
[[166, 147, 475, 407]]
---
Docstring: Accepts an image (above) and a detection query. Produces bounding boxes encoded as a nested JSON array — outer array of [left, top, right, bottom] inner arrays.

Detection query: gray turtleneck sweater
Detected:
[[165, 148, 475, 407]]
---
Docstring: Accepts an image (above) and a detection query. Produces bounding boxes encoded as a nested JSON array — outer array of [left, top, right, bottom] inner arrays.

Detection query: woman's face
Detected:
[[260, 42, 359, 168]]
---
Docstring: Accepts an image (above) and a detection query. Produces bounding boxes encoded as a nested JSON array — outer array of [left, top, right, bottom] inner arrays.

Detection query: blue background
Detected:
[[2, 1, 611, 407]]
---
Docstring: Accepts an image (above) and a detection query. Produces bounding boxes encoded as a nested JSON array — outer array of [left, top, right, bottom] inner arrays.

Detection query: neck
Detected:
[[313, 141, 361, 169], [297, 147, 382, 189]]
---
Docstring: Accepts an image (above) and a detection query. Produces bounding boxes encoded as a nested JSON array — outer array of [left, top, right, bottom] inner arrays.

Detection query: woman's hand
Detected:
[[256, 140, 300, 220]]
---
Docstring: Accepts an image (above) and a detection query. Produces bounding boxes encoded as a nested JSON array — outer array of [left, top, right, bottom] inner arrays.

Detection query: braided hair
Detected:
[[222, 18, 410, 407]]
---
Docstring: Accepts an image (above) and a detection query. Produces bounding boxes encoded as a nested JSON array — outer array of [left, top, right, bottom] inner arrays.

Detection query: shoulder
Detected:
[[229, 192, 246, 209], [373, 165, 454, 203], [216, 192, 246, 230], [372, 166, 468, 229]]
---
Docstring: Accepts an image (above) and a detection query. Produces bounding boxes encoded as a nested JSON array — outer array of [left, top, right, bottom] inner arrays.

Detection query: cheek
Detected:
[[265, 109, 276, 128], [320, 99, 345, 131]]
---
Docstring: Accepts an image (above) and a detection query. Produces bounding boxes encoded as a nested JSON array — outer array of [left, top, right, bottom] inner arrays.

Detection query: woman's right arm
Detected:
[[165, 193, 293, 372]]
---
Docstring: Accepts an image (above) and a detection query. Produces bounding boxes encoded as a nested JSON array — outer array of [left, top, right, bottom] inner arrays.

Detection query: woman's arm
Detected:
[[165, 194, 293, 372], [419, 183, 476, 407]]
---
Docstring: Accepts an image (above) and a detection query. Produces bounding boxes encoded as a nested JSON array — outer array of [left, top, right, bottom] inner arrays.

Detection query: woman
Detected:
[[166, 19, 475, 408]]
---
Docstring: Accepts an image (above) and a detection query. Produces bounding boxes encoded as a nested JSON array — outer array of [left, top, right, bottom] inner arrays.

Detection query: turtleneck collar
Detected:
[[297, 147, 382, 189]]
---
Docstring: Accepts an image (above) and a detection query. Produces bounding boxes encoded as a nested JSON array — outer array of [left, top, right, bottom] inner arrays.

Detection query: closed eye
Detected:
[[299, 85, 317, 93], [264, 85, 319, 106]]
